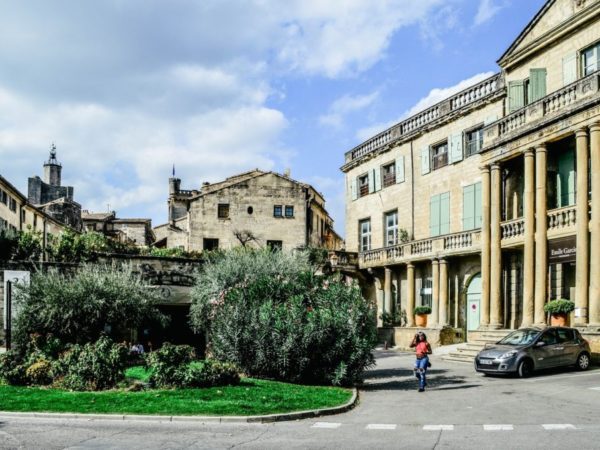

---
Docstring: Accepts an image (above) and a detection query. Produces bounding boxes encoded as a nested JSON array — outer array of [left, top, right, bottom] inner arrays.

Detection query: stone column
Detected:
[[490, 163, 503, 329], [384, 267, 393, 317], [407, 263, 416, 327], [480, 165, 491, 328], [589, 123, 600, 326], [522, 149, 535, 327], [431, 259, 440, 327], [439, 259, 448, 327], [575, 128, 590, 326], [534, 144, 548, 325]]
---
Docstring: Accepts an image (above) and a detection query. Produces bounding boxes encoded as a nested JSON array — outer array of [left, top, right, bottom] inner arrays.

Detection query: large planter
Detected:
[[415, 314, 428, 327], [550, 313, 568, 327]]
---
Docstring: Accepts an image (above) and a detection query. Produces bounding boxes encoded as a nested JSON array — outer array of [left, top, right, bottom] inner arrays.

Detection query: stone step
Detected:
[[441, 352, 475, 363]]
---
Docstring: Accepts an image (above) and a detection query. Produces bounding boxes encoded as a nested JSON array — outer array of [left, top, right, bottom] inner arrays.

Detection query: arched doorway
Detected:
[[466, 273, 481, 332]]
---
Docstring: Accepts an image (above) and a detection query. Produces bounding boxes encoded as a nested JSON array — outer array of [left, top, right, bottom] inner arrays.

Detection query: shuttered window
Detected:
[[582, 42, 600, 76], [529, 68, 547, 102], [508, 80, 525, 113], [557, 149, 576, 207], [359, 219, 371, 252], [395, 156, 405, 183], [563, 53, 577, 85], [430, 192, 450, 237], [463, 182, 482, 231]]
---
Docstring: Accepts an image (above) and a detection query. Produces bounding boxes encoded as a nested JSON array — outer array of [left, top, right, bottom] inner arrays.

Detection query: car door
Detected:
[[533, 329, 562, 369], [556, 328, 578, 366]]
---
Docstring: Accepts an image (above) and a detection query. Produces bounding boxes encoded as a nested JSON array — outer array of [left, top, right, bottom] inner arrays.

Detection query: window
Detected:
[[217, 203, 230, 219], [9, 197, 17, 212], [463, 183, 482, 231], [382, 163, 396, 188], [582, 42, 600, 76], [465, 127, 483, 157], [421, 277, 432, 308], [557, 149, 576, 207], [21, 209, 26, 223], [247, 206, 253, 215], [431, 141, 448, 170], [33, 214, 37, 228], [0, 189, 7, 205], [359, 219, 371, 252], [430, 192, 450, 237], [358, 174, 369, 197], [285, 205, 294, 218], [384, 210, 398, 246], [508, 69, 546, 112], [203, 238, 219, 251], [266, 240, 282, 251], [273, 205, 283, 217]]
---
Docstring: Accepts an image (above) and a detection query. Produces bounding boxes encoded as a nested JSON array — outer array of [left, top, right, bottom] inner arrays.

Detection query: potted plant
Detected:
[[543, 299, 575, 326], [414, 306, 432, 327]]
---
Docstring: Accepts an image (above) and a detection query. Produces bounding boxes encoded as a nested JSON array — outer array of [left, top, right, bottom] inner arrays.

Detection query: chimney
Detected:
[[284, 168, 291, 177]]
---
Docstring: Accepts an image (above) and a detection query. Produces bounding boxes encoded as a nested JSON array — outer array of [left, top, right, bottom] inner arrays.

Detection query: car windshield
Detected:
[[497, 329, 541, 346]]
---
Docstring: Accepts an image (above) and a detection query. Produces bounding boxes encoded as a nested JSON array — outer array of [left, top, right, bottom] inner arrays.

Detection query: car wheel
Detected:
[[576, 353, 590, 371], [517, 359, 533, 378]]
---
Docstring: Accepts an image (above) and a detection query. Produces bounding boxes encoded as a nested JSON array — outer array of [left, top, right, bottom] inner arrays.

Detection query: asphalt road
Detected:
[[1, 349, 600, 449]]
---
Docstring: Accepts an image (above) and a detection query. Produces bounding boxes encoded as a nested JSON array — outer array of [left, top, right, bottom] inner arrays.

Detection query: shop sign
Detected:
[[548, 236, 577, 263]]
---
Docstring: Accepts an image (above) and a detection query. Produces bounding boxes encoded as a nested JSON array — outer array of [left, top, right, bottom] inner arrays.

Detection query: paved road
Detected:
[[1, 349, 600, 449]]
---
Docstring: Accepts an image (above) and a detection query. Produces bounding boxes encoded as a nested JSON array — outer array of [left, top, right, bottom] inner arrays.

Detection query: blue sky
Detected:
[[0, 0, 546, 236]]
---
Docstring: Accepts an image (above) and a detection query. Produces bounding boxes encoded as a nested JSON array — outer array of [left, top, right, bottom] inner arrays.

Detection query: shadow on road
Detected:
[[360, 365, 480, 392]]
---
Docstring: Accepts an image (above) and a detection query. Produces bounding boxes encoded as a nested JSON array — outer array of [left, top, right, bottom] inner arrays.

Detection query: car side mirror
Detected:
[[535, 341, 545, 347]]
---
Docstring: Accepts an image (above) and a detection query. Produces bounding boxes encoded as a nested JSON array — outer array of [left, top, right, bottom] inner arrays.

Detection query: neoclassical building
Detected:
[[339, 0, 600, 351]]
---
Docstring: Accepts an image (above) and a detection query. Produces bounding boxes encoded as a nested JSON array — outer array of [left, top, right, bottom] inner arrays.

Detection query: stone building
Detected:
[[1, 173, 67, 251], [154, 169, 343, 252], [82, 211, 154, 246], [340, 0, 600, 351], [27, 145, 82, 231]]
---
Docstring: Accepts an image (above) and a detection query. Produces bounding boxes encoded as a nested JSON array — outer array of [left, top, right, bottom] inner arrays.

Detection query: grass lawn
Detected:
[[0, 367, 352, 416]]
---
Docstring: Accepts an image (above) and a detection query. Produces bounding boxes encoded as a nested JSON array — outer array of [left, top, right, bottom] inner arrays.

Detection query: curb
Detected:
[[0, 388, 359, 424]]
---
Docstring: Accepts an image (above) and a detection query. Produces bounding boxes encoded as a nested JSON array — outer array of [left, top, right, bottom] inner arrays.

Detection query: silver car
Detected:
[[474, 327, 592, 377]]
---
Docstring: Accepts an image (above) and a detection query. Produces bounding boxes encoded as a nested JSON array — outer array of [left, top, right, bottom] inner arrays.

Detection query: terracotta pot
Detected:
[[550, 313, 568, 326], [415, 314, 428, 327]]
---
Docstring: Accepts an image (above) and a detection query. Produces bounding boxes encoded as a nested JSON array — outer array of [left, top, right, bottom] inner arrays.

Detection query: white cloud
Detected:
[[356, 72, 495, 142], [474, 0, 507, 26], [319, 91, 379, 128]]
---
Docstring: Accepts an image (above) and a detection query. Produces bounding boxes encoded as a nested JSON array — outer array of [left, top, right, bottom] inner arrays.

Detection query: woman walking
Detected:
[[410, 331, 432, 392]]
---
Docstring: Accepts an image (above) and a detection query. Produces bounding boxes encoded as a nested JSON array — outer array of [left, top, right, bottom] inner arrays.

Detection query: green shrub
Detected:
[[183, 360, 240, 388], [12, 264, 166, 353], [53, 336, 128, 391], [146, 343, 196, 388], [190, 248, 377, 386], [543, 299, 575, 315], [414, 306, 432, 315], [0, 351, 27, 385], [25, 359, 53, 386], [0, 228, 19, 260]]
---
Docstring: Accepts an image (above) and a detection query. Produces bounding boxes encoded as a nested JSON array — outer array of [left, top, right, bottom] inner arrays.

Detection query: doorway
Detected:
[[466, 273, 482, 332]]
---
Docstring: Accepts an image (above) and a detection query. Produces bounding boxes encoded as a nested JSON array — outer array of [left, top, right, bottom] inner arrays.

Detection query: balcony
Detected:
[[344, 74, 502, 165], [358, 229, 482, 269], [500, 205, 577, 247], [484, 70, 600, 146]]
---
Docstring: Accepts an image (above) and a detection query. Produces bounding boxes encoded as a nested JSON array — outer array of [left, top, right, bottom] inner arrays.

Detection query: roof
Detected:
[[82, 211, 116, 221], [112, 218, 152, 224]]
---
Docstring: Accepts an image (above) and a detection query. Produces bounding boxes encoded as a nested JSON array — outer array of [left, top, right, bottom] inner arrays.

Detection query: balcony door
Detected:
[[466, 273, 482, 331]]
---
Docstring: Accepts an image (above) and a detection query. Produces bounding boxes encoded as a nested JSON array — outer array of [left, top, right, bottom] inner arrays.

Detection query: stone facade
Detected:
[[341, 0, 600, 348], [82, 211, 154, 246], [156, 169, 343, 252]]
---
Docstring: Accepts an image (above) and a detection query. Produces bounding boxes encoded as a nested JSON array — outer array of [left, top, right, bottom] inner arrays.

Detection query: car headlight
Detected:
[[499, 350, 517, 359]]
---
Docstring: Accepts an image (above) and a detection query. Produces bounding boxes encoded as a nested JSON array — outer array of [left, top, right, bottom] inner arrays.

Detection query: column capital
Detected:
[[590, 122, 600, 133], [523, 148, 535, 157], [479, 164, 490, 173], [438, 258, 448, 265], [431, 258, 439, 265], [576, 127, 589, 138], [406, 262, 415, 269], [535, 143, 547, 153], [490, 163, 501, 171]]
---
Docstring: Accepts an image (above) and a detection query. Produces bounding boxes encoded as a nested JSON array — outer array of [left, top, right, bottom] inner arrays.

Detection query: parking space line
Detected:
[[366, 424, 397, 430], [311, 422, 341, 429], [589, 387, 600, 391], [483, 424, 513, 431], [526, 371, 600, 382], [423, 425, 454, 431], [542, 424, 576, 430]]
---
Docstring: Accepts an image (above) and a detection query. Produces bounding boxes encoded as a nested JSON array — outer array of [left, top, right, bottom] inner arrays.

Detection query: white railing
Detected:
[[444, 232, 473, 250], [547, 205, 577, 231], [501, 218, 525, 240]]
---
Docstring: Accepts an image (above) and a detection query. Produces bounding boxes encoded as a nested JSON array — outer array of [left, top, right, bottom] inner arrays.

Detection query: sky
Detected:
[[0, 0, 547, 236]]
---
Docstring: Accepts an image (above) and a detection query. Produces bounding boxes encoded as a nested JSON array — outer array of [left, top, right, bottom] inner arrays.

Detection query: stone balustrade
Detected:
[[547, 205, 577, 232], [500, 218, 525, 241], [346, 73, 502, 163], [443, 231, 473, 250]]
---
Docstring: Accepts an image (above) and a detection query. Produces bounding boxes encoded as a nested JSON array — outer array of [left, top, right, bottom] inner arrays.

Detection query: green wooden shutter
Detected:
[[474, 182, 482, 228], [563, 53, 577, 86], [430, 194, 440, 237], [463, 184, 475, 231], [440, 192, 450, 235], [351, 177, 358, 201], [396, 156, 405, 183], [368, 170, 375, 194], [508, 80, 525, 113], [421, 147, 430, 175], [374, 167, 382, 192], [529, 68, 547, 102], [449, 133, 463, 163], [557, 150, 576, 207]]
